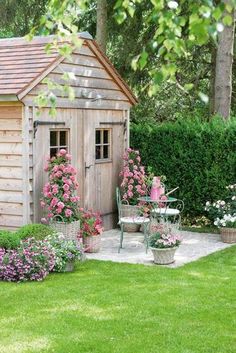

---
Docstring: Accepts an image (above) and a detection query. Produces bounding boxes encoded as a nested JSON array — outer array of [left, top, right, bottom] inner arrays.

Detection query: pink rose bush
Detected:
[[120, 148, 147, 205], [41, 149, 80, 223]]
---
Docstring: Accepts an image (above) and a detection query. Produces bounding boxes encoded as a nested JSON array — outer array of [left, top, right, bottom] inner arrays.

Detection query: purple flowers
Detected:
[[0, 238, 55, 282]]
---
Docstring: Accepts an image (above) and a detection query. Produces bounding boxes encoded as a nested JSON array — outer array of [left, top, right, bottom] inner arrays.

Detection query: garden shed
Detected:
[[0, 32, 137, 230]]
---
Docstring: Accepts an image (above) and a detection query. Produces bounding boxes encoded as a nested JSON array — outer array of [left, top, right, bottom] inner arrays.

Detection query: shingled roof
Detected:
[[0, 32, 137, 104]]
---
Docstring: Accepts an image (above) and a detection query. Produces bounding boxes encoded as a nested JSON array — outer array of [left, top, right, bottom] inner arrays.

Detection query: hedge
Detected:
[[130, 118, 236, 219]]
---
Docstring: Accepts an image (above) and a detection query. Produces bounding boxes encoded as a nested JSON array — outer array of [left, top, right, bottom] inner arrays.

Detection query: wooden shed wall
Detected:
[[22, 42, 131, 110], [0, 104, 25, 229]]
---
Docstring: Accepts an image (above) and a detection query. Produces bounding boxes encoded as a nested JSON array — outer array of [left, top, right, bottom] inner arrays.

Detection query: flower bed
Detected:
[[0, 238, 55, 282]]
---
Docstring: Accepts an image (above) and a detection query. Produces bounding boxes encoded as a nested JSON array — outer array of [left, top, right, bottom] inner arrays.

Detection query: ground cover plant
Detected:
[[0, 247, 235, 353]]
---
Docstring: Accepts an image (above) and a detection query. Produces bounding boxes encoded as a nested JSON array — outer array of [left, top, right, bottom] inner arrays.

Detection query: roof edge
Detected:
[[0, 32, 93, 47], [0, 95, 19, 102], [86, 40, 138, 105]]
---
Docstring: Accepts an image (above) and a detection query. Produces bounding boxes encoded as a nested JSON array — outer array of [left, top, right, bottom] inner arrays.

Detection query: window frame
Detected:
[[95, 128, 112, 163], [49, 129, 70, 158]]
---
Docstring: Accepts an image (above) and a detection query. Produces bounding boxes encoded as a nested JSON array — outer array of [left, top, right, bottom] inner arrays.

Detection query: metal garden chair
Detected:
[[116, 187, 150, 253]]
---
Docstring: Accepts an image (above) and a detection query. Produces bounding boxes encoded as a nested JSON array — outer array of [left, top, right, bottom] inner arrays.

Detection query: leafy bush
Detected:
[[0, 230, 20, 249], [16, 224, 54, 241], [131, 117, 236, 219], [0, 238, 55, 282], [46, 233, 84, 272]]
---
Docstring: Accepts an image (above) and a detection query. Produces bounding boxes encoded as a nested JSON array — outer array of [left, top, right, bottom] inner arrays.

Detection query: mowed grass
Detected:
[[1, 247, 236, 353]]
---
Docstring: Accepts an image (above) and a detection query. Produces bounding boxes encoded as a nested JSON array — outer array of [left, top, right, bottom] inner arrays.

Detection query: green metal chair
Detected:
[[116, 187, 150, 253]]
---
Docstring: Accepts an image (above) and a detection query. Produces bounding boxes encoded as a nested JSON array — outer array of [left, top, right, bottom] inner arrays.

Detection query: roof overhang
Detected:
[[0, 95, 19, 102]]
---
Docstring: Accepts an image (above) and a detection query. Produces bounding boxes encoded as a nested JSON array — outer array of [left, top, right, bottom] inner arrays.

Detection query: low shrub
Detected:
[[0, 238, 55, 282], [131, 117, 236, 219], [46, 233, 84, 272], [0, 230, 20, 249], [16, 224, 54, 241]]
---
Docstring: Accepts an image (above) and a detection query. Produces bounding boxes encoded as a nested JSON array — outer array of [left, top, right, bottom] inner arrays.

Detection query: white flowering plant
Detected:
[[45, 233, 84, 272], [205, 184, 236, 228]]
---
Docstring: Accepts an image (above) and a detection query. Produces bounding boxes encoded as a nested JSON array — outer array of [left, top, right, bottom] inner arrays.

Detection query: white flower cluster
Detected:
[[205, 200, 226, 211], [214, 214, 236, 227], [226, 184, 236, 190]]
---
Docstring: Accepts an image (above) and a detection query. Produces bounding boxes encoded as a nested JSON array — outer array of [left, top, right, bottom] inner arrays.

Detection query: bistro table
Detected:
[[138, 196, 184, 226]]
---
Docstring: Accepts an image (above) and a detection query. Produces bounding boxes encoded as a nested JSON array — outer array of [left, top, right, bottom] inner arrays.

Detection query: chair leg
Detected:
[[144, 223, 149, 253], [118, 223, 124, 253]]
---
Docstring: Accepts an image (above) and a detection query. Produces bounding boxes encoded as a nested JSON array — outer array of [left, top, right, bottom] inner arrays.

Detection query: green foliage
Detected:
[[131, 117, 236, 219], [16, 224, 54, 241], [0, 231, 20, 249]]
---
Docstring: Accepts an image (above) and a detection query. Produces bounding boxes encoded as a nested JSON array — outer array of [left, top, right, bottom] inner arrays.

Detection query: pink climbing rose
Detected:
[[41, 150, 80, 223], [119, 148, 147, 205]]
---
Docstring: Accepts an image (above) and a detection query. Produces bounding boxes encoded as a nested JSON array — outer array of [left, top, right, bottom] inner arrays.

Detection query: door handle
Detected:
[[85, 163, 93, 176]]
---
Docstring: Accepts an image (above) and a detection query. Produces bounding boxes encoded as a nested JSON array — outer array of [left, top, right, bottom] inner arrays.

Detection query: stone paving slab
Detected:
[[86, 228, 235, 267]]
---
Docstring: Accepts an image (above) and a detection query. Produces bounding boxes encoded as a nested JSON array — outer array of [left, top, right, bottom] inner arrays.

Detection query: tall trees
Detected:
[[96, 0, 107, 53], [214, 1, 236, 119], [0, 0, 48, 37]]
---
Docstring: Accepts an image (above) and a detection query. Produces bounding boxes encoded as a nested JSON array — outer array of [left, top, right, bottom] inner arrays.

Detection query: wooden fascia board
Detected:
[[17, 55, 65, 100], [0, 95, 19, 101], [86, 40, 137, 106]]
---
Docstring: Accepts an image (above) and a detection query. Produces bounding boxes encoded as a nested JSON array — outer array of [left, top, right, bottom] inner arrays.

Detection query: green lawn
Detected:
[[1, 247, 236, 353]]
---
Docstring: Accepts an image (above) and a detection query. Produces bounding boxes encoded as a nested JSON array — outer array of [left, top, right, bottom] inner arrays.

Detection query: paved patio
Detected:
[[86, 229, 234, 267]]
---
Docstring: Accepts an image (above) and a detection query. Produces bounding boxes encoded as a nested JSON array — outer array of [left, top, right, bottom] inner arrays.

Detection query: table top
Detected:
[[138, 196, 178, 203]]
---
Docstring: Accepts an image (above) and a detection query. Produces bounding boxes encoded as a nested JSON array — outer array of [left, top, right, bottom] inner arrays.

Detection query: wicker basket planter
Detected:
[[51, 218, 80, 242], [83, 234, 102, 253], [150, 246, 178, 265], [121, 204, 140, 232], [220, 227, 236, 243]]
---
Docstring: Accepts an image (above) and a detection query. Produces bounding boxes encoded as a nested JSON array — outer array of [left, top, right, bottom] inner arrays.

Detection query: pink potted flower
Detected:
[[41, 150, 81, 241], [119, 148, 147, 232], [79, 209, 103, 253]]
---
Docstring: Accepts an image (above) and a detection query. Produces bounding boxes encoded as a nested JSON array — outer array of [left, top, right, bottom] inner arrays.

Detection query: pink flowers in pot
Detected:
[[120, 148, 147, 205], [41, 149, 80, 223], [79, 209, 103, 238]]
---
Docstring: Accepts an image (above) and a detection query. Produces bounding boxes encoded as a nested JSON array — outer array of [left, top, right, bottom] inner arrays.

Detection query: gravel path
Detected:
[[86, 229, 235, 267]]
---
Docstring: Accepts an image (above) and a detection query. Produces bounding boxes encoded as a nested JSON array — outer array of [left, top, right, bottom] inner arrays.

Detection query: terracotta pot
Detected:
[[220, 227, 236, 243], [150, 246, 178, 265], [83, 234, 102, 253]]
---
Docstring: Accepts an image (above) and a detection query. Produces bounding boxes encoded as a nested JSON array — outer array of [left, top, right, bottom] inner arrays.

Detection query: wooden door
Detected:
[[33, 108, 83, 222], [83, 110, 126, 229]]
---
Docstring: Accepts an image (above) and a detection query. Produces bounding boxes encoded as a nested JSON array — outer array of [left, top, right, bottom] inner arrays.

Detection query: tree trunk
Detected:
[[209, 44, 217, 115], [96, 0, 107, 54], [214, 1, 236, 120]]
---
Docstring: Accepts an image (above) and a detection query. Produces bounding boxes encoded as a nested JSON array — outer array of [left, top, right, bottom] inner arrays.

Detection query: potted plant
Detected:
[[46, 233, 84, 272], [41, 149, 81, 240], [205, 184, 236, 243], [119, 148, 147, 232], [149, 224, 182, 265], [79, 209, 103, 253]]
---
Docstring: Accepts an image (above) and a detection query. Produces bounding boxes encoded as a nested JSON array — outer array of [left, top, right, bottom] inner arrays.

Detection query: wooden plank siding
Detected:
[[22, 48, 131, 111], [0, 105, 26, 229]]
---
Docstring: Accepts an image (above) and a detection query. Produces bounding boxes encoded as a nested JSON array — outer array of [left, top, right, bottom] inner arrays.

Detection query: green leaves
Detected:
[[114, 0, 235, 93]]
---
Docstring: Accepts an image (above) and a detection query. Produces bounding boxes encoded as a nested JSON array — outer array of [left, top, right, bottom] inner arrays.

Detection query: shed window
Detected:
[[50, 130, 69, 157], [95, 129, 111, 161]]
